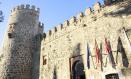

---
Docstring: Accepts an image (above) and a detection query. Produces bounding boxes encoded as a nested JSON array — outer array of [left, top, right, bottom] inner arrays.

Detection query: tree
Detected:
[[0, 10, 4, 22], [0, 2, 4, 22]]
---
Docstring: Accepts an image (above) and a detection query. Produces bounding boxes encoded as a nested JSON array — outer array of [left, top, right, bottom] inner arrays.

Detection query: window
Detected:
[[43, 55, 47, 65], [105, 73, 119, 79], [8, 33, 13, 38], [8, 23, 16, 33]]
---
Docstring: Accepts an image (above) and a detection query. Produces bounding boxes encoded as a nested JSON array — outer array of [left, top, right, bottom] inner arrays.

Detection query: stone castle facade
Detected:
[[0, 5, 43, 79], [0, 0, 131, 79]]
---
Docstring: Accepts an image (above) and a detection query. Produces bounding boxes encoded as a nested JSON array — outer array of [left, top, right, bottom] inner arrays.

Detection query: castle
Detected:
[[0, 0, 131, 79]]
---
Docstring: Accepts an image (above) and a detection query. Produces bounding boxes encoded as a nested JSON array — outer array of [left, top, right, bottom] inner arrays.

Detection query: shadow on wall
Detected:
[[53, 66, 57, 79], [32, 33, 43, 79], [70, 43, 86, 79], [72, 43, 81, 56], [116, 37, 129, 67], [0, 54, 3, 61], [104, 0, 131, 17]]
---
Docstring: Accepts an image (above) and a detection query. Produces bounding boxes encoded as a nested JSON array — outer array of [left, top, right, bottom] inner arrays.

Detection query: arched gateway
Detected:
[[72, 60, 85, 79]]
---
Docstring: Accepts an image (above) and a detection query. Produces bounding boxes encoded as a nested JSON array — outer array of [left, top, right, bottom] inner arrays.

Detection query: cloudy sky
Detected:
[[0, 0, 103, 47]]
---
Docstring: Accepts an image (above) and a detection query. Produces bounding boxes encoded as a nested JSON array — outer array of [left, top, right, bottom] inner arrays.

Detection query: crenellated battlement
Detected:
[[47, 30, 52, 36], [85, 7, 92, 15], [57, 24, 63, 30], [63, 20, 69, 26], [39, 22, 44, 28], [1, 1, 131, 79], [44, 2, 104, 40], [43, 1, 130, 42], [76, 12, 84, 19], [38, 22, 44, 34], [69, 16, 77, 24], [50, 27, 57, 36], [11, 4, 40, 13], [93, 2, 102, 13]]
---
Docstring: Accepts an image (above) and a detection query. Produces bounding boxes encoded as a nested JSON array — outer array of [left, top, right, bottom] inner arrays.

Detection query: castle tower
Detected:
[[0, 4, 43, 79]]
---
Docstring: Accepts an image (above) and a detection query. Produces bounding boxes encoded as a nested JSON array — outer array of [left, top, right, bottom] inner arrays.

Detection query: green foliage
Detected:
[[0, 2, 4, 22]]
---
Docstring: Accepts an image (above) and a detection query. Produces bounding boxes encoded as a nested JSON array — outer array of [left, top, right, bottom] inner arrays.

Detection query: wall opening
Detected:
[[72, 60, 85, 79], [43, 55, 47, 65], [8, 33, 13, 38], [105, 73, 119, 79]]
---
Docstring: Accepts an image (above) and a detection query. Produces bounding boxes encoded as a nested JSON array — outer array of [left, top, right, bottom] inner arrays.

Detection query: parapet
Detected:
[[11, 4, 40, 13], [63, 20, 69, 26], [93, 2, 102, 12], [85, 2, 102, 15], [85, 7, 92, 15], [57, 24, 63, 30], [47, 30, 52, 37], [54, 27, 57, 32], [69, 16, 77, 24], [51, 27, 57, 34], [39, 22, 44, 28], [77, 12, 84, 19], [44, 1, 108, 41], [45, 24, 63, 39]]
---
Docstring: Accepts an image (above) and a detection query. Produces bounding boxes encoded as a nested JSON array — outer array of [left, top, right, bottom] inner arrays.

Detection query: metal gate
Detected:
[[105, 73, 119, 79]]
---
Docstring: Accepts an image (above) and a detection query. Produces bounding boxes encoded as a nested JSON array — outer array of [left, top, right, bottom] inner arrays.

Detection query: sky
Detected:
[[0, 0, 103, 47]]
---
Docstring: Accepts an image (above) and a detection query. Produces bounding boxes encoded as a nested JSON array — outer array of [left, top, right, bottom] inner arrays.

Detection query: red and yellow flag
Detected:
[[95, 39, 100, 64]]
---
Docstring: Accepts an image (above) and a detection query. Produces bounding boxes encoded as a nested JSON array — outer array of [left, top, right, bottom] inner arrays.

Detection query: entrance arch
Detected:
[[72, 60, 85, 79]]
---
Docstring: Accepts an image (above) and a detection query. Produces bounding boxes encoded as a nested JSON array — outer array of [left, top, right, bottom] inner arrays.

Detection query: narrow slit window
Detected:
[[43, 56, 47, 65], [8, 33, 13, 38]]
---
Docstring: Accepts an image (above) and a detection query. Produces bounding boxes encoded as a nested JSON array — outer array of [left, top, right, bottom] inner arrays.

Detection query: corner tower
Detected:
[[0, 4, 43, 79]]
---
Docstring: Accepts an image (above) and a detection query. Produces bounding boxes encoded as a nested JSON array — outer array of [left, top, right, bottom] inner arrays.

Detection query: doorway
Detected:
[[72, 60, 85, 79]]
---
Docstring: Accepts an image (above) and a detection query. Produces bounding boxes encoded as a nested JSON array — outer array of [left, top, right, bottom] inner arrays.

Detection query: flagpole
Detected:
[[90, 53, 96, 69], [100, 42, 103, 71], [104, 37, 116, 68], [122, 27, 131, 52], [116, 50, 118, 64]]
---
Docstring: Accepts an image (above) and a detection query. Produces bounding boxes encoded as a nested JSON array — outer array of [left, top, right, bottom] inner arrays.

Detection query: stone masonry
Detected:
[[0, 4, 43, 79], [0, 0, 131, 79], [39, 1, 131, 79]]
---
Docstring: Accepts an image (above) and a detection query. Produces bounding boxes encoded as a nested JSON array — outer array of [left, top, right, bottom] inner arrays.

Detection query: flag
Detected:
[[105, 38, 111, 54], [104, 37, 115, 68], [95, 40, 100, 64], [87, 43, 90, 69], [117, 37, 129, 67]]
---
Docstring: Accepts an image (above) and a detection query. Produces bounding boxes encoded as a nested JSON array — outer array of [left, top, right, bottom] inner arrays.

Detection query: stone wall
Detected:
[[0, 1, 131, 79], [40, 1, 131, 79], [0, 4, 43, 79]]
